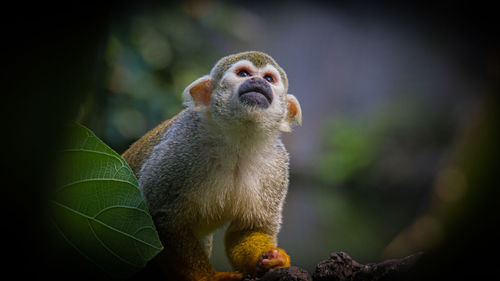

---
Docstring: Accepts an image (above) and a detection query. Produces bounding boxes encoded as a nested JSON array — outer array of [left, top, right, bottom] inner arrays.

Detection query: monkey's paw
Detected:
[[213, 271, 244, 281], [255, 248, 291, 276]]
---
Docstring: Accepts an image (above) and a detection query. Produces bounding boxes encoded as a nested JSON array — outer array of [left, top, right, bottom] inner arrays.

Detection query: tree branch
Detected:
[[243, 252, 423, 281]]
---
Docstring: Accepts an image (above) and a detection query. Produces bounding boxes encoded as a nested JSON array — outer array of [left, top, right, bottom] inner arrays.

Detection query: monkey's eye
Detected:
[[237, 69, 250, 77], [264, 74, 274, 83]]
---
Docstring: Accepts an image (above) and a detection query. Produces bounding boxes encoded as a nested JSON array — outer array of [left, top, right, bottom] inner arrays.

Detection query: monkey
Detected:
[[122, 51, 302, 281]]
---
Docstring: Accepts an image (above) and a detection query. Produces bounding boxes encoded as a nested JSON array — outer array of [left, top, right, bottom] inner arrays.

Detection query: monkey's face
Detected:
[[211, 60, 289, 128], [225, 60, 283, 110], [183, 52, 301, 133]]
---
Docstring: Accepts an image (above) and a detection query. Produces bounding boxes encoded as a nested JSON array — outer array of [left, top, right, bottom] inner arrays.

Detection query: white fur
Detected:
[[182, 61, 291, 237], [187, 128, 282, 238], [220, 60, 287, 106]]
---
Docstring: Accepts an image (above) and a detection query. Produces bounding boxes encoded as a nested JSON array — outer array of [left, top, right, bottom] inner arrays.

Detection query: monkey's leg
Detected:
[[225, 228, 290, 276], [155, 226, 243, 281]]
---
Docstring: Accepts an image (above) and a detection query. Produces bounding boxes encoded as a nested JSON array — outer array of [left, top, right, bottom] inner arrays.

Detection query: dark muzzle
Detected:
[[238, 77, 273, 108]]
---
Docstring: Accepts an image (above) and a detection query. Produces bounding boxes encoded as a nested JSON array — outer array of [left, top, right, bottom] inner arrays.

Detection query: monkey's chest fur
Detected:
[[137, 111, 289, 238], [190, 151, 273, 233]]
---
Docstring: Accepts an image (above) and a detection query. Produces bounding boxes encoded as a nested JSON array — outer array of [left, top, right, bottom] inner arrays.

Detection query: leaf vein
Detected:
[[87, 218, 142, 268], [58, 178, 139, 192], [61, 149, 124, 164], [93, 204, 150, 218], [50, 217, 107, 272], [51, 201, 162, 250]]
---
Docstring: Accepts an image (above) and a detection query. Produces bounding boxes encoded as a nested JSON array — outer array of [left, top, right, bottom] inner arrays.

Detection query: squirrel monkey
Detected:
[[122, 51, 302, 281]]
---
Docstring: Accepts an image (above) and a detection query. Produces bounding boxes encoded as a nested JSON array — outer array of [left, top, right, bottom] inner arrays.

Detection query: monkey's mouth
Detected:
[[238, 78, 273, 109]]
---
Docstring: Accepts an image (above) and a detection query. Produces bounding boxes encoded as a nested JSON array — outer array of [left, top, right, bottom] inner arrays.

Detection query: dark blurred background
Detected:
[[5, 0, 499, 280]]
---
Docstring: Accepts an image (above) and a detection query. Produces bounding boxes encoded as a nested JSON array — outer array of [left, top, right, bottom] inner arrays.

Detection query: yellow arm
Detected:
[[225, 228, 290, 275]]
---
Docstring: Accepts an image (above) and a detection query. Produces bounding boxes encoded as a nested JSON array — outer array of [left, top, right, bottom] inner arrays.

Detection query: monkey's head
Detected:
[[182, 51, 302, 133]]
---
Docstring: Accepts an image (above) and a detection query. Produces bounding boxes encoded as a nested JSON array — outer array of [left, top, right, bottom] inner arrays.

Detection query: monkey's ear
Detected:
[[280, 94, 302, 132], [182, 75, 215, 112]]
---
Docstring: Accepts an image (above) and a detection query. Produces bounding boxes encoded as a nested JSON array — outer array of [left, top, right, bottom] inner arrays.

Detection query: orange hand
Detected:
[[255, 248, 290, 276]]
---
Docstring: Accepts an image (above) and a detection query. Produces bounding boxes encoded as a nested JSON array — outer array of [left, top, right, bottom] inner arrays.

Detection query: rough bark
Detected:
[[243, 252, 422, 281]]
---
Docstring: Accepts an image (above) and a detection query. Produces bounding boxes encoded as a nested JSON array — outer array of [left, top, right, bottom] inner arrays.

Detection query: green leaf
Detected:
[[51, 123, 163, 278]]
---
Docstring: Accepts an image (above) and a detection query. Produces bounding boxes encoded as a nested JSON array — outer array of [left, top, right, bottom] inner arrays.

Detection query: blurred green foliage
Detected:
[[312, 96, 455, 262], [318, 117, 378, 184], [318, 96, 445, 185], [83, 4, 232, 153]]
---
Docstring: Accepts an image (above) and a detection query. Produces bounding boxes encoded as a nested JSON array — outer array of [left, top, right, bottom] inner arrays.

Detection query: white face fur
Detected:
[[210, 60, 288, 132], [221, 60, 286, 95], [183, 55, 301, 134]]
